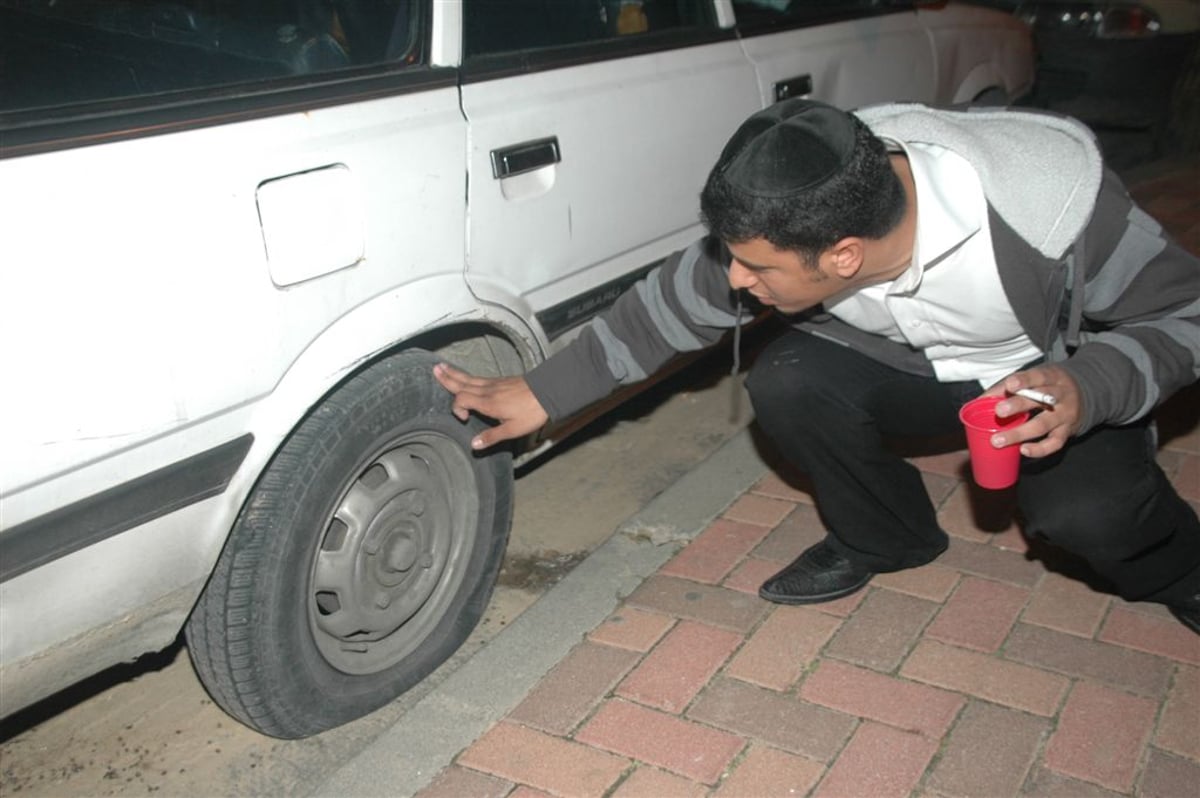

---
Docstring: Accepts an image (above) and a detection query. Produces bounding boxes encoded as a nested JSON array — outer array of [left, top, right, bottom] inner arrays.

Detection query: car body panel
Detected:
[[462, 40, 760, 326]]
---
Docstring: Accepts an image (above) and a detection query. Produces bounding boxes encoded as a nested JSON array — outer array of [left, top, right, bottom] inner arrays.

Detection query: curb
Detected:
[[313, 427, 769, 798]]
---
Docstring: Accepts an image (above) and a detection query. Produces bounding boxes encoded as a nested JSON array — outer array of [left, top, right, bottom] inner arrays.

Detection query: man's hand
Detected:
[[433, 362, 550, 450], [984, 365, 1083, 458]]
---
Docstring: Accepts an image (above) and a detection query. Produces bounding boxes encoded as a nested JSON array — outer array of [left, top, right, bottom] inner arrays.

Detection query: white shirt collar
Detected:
[[884, 138, 983, 295]]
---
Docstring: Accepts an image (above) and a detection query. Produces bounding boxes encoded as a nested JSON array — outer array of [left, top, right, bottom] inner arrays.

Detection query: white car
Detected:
[[0, 0, 1033, 738]]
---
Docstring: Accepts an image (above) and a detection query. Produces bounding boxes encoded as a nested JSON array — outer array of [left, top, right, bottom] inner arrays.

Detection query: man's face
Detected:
[[726, 237, 839, 314]]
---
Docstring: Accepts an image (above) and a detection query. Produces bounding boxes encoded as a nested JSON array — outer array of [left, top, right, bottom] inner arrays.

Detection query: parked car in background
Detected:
[[979, 0, 1200, 160], [0, 0, 1033, 739]]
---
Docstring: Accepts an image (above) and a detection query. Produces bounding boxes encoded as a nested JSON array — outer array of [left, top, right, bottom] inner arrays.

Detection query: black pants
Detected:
[[744, 329, 1200, 602]]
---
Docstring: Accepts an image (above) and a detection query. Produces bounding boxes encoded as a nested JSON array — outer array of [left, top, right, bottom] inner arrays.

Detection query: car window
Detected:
[[0, 0, 421, 114], [464, 0, 717, 57], [732, 0, 897, 27]]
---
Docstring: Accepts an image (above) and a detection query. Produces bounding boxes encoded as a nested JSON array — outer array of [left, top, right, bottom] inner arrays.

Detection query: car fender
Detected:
[[218, 274, 542, 538], [0, 273, 540, 717], [950, 58, 1030, 104]]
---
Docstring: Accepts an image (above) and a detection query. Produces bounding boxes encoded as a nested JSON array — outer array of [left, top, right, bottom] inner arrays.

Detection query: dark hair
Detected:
[[700, 112, 906, 265]]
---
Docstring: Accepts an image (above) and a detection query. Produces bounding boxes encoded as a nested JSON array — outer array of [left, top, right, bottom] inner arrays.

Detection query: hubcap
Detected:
[[308, 433, 478, 674]]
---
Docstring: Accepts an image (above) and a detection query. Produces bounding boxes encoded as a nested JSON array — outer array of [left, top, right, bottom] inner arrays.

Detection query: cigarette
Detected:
[[1015, 388, 1057, 406]]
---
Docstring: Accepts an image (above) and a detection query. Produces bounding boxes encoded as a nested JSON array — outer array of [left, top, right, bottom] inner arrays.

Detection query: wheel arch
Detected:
[[208, 277, 541, 572], [950, 54, 1035, 106], [951, 63, 1013, 105]]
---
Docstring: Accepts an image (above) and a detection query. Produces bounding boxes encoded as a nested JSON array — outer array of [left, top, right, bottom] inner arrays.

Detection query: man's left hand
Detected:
[[984, 365, 1083, 458]]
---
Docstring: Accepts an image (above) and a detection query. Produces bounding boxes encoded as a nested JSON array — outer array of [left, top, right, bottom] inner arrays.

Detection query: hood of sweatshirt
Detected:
[[856, 103, 1104, 260]]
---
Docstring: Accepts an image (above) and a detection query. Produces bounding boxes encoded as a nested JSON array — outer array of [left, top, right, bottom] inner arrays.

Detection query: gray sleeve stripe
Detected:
[[1129, 317, 1200, 379], [592, 317, 647, 385], [1087, 333, 1160, 419], [674, 241, 739, 327], [635, 267, 706, 351], [1128, 204, 1163, 236], [1086, 212, 1167, 312]]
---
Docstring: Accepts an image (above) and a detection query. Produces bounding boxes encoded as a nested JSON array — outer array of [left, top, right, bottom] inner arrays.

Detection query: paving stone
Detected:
[[508, 641, 640, 735], [508, 787, 556, 798], [812, 721, 939, 798], [722, 557, 781, 596], [610, 766, 709, 798], [725, 605, 841, 691], [1139, 748, 1200, 798], [417, 766, 512, 798], [901, 640, 1069, 716], [810, 587, 869, 618], [1158, 448, 1188, 482], [906, 448, 970, 480], [625, 575, 767, 633], [1004, 623, 1174, 698], [937, 536, 1046, 588], [1021, 571, 1112, 638], [458, 722, 628, 798], [714, 744, 824, 798], [937, 482, 1023, 542], [749, 472, 814, 504], [576, 699, 745, 785], [1043, 680, 1158, 792], [1154, 664, 1200, 760], [798, 660, 963, 739], [659, 518, 773, 585], [924, 576, 1029, 652], [919, 470, 962, 509], [615, 620, 742, 713], [825, 589, 938, 671], [924, 700, 1049, 797], [588, 607, 676, 652], [687, 677, 856, 762], [1112, 595, 1178, 620], [872, 563, 961, 603], [986, 523, 1031, 555], [1022, 767, 1126, 798], [722, 493, 796, 527], [1100, 605, 1200, 665], [751, 503, 827, 563]]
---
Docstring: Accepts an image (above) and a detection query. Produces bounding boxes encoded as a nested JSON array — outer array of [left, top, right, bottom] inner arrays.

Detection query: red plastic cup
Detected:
[[958, 396, 1029, 489]]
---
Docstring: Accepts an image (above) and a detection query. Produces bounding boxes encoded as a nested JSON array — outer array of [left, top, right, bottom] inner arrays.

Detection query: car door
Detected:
[[459, 0, 760, 346], [731, 0, 938, 108]]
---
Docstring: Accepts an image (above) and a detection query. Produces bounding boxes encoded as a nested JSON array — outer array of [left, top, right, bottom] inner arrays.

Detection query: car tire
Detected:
[[184, 349, 513, 739]]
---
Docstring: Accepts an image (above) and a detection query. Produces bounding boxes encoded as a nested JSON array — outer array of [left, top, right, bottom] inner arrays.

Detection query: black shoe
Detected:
[[1168, 593, 1200, 635], [759, 541, 873, 605]]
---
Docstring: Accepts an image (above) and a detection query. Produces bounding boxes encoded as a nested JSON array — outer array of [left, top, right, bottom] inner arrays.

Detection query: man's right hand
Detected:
[[433, 362, 550, 451]]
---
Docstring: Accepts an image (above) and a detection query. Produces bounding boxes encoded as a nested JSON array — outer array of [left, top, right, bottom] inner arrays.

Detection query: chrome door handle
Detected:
[[490, 136, 561, 179], [774, 74, 813, 102]]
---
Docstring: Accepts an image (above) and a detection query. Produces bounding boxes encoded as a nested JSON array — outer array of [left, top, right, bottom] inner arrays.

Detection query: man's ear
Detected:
[[827, 237, 864, 278]]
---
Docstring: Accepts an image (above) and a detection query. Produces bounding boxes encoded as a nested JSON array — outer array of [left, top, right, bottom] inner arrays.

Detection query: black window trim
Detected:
[[461, 25, 738, 84], [732, 0, 919, 37], [0, 64, 459, 160]]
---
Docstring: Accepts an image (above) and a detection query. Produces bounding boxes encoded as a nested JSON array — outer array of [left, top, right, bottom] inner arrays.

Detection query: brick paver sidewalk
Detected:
[[415, 161, 1200, 798]]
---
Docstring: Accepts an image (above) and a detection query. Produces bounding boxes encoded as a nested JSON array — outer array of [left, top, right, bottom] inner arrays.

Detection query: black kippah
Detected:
[[714, 99, 857, 198]]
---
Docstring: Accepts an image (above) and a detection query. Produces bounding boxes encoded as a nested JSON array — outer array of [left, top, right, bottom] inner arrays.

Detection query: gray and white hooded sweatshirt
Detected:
[[525, 104, 1200, 436]]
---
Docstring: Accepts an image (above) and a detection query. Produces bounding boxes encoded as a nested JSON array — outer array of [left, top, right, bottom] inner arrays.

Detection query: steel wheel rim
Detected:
[[308, 432, 479, 674]]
